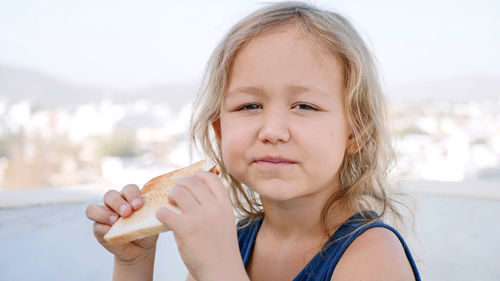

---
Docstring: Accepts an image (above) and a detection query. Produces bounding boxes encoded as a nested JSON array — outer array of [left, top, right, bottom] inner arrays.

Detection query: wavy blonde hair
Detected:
[[190, 1, 409, 235]]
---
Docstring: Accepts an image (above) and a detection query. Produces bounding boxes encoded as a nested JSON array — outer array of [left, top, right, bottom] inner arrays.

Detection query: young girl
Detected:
[[86, 2, 421, 280]]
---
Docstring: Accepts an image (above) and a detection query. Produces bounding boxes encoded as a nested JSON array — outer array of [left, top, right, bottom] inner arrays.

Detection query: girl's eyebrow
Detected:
[[287, 84, 330, 97], [227, 85, 330, 97], [226, 86, 263, 97]]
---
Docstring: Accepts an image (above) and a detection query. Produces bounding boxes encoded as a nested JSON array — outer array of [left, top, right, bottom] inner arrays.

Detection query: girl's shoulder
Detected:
[[328, 213, 420, 281], [332, 226, 417, 281]]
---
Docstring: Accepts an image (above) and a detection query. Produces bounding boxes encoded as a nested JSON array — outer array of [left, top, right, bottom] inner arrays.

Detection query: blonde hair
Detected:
[[190, 1, 409, 236]]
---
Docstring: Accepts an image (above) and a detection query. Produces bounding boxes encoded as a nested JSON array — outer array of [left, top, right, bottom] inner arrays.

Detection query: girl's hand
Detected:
[[155, 172, 246, 281], [85, 184, 159, 265]]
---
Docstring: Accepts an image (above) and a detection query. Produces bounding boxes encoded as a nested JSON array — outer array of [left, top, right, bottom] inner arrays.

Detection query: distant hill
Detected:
[[0, 64, 106, 108], [1, 64, 498, 109], [0, 64, 199, 112], [387, 76, 500, 103]]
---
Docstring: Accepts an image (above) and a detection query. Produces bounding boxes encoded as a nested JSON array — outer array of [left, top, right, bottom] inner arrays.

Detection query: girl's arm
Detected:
[[185, 267, 250, 281], [113, 247, 156, 281], [186, 273, 196, 281]]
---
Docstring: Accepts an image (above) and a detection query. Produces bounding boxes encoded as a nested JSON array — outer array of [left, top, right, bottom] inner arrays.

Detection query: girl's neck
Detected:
[[259, 192, 352, 242]]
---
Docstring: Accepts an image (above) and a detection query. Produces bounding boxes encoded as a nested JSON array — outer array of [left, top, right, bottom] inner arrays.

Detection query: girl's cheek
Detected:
[[220, 126, 249, 157]]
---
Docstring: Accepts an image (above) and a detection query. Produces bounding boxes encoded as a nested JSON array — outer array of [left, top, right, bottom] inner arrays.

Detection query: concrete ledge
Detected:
[[0, 180, 498, 208], [0, 183, 109, 208], [401, 180, 500, 200]]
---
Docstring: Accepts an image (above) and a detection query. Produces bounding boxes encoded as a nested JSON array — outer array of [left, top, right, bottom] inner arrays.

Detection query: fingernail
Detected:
[[110, 215, 118, 224], [131, 198, 141, 208], [119, 204, 128, 216]]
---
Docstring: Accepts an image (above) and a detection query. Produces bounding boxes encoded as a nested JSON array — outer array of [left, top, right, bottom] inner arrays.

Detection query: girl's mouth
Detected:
[[254, 156, 296, 166]]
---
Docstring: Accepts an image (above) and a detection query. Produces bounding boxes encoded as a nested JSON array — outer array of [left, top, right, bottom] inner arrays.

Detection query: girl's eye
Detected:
[[293, 103, 318, 111], [238, 104, 261, 111]]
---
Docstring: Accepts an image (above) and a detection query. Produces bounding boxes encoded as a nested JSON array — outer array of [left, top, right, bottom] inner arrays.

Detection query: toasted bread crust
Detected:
[[141, 160, 208, 193], [104, 160, 211, 244]]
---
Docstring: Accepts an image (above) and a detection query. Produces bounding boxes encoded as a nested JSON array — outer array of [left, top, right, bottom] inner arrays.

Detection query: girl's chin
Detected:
[[252, 183, 302, 202]]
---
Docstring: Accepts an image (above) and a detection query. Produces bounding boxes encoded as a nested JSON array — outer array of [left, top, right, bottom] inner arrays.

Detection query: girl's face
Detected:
[[216, 26, 352, 204]]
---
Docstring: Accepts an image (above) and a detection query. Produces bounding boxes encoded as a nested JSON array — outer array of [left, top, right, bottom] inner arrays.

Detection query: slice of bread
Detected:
[[104, 160, 213, 244]]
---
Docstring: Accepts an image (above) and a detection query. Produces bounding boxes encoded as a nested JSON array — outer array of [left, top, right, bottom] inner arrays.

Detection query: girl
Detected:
[[86, 2, 421, 280]]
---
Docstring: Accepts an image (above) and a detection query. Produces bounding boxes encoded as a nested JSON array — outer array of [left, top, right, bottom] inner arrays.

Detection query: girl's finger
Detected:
[[155, 206, 183, 232], [194, 171, 228, 202], [176, 176, 216, 206], [93, 222, 111, 241], [103, 189, 132, 217], [86, 204, 119, 225], [168, 185, 199, 214], [120, 184, 143, 210]]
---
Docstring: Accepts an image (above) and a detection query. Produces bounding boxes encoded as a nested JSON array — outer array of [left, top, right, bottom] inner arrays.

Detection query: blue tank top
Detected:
[[237, 212, 421, 281]]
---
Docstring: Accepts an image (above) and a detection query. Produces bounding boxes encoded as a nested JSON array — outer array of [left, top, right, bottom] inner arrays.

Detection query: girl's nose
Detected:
[[257, 110, 290, 144]]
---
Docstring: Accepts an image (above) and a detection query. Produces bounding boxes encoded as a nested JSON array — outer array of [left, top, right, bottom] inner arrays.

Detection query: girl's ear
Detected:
[[346, 130, 359, 154], [212, 119, 222, 141]]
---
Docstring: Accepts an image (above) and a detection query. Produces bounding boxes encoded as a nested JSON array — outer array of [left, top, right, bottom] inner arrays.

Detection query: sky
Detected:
[[0, 0, 499, 90]]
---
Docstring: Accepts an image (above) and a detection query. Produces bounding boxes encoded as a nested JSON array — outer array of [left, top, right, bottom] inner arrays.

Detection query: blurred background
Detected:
[[0, 0, 498, 280]]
